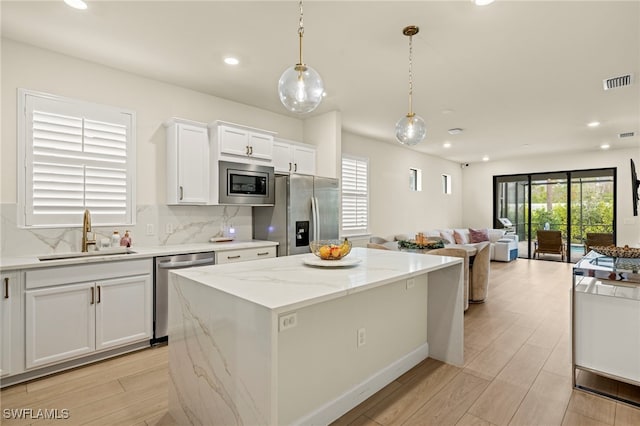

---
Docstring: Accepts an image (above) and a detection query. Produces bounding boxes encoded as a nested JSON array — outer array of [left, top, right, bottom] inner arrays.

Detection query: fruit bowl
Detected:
[[310, 239, 352, 260]]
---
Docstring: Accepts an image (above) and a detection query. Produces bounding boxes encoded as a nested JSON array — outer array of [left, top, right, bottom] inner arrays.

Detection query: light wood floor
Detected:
[[1, 259, 639, 425]]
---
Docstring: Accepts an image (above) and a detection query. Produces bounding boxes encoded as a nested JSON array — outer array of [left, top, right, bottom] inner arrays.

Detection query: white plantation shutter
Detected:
[[19, 90, 135, 227], [341, 155, 369, 234]]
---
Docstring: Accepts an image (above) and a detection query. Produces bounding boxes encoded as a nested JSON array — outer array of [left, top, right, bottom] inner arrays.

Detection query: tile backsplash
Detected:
[[0, 204, 252, 256]]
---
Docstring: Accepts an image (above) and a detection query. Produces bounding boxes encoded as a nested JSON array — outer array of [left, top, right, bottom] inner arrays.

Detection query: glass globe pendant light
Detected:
[[395, 26, 426, 146], [278, 0, 324, 114]]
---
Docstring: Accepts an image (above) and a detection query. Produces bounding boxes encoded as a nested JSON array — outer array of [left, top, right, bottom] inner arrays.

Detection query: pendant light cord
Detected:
[[298, 0, 304, 66], [408, 33, 414, 116]]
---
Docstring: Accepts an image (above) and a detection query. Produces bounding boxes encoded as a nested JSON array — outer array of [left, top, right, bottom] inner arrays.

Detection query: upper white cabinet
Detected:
[[211, 121, 275, 164], [24, 259, 152, 369], [165, 118, 209, 205], [273, 139, 316, 175], [1, 272, 20, 377]]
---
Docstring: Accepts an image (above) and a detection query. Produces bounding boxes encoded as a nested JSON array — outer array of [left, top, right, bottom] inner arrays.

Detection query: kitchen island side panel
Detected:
[[277, 274, 429, 425], [168, 272, 275, 425]]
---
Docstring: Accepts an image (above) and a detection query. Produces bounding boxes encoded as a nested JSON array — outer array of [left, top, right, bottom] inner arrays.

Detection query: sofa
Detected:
[[370, 227, 519, 262]]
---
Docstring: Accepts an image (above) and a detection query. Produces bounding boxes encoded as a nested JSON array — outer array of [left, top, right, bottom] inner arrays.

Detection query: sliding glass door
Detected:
[[569, 170, 615, 262], [494, 168, 616, 262]]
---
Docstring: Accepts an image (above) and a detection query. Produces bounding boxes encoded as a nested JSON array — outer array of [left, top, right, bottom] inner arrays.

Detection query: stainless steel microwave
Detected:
[[218, 160, 275, 205]]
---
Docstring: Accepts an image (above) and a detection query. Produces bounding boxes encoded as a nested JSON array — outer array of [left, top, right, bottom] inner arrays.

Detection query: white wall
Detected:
[[342, 132, 463, 238], [461, 148, 640, 246]]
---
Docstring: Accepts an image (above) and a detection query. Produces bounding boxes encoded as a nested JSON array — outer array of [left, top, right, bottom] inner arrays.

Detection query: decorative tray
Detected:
[[592, 245, 640, 258], [397, 239, 445, 250]]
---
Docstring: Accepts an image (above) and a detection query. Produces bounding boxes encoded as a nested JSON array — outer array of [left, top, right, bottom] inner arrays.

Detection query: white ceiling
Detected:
[[2, 0, 639, 164]]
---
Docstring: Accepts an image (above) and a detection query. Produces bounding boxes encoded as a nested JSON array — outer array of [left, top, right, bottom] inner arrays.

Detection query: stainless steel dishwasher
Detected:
[[153, 252, 215, 344]]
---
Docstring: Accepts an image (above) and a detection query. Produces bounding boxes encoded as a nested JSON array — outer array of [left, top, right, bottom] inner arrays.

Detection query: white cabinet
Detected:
[[1, 272, 20, 377], [96, 275, 152, 350], [572, 252, 640, 403], [215, 246, 276, 264], [25, 259, 152, 369], [273, 139, 316, 175], [213, 122, 275, 164], [26, 282, 95, 368], [165, 118, 209, 205]]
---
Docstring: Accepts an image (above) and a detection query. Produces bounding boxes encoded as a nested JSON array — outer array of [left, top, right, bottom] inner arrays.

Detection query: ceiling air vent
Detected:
[[618, 131, 635, 138], [603, 74, 633, 90]]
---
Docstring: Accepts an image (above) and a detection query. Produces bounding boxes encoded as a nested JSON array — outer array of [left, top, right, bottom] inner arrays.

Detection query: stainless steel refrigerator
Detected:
[[253, 174, 339, 256]]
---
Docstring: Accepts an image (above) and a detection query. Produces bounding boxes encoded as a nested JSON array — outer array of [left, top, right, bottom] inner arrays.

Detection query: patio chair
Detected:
[[584, 232, 614, 254], [534, 230, 566, 261]]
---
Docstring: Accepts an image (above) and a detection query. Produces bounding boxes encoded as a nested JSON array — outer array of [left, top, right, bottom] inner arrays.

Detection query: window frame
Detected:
[[17, 89, 136, 228], [341, 154, 369, 236]]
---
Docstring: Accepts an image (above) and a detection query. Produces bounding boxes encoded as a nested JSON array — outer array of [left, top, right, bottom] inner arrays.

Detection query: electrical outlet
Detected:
[[406, 278, 415, 289], [279, 313, 297, 331], [146, 224, 155, 236], [357, 328, 366, 348], [165, 223, 174, 234]]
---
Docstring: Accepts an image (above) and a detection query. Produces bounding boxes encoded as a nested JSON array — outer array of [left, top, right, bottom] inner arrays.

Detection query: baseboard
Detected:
[[292, 342, 429, 426]]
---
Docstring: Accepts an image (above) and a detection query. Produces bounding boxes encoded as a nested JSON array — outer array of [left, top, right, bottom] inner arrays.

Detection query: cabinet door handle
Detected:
[[288, 162, 292, 171], [294, 163, 298, 172], [246, 145, 250, 155], [97, 285, 101, 304], [257, 251, 270, 256], [249, 146, 253, 156], [179, 186, 184, 201], [90, 287, 95, 305], [4, 277, 8, 299], [227, 255, 241, 259]]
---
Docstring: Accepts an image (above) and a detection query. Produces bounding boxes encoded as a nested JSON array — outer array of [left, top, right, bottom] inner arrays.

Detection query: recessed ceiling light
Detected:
[[587, 121, 600, 127], [473, 0, 495, 6], [443, 142, 452, 148], [224, 57, 239, 65], [600, 143, 610, 150], [482, 155, 490, 162], [64, 0, 88, 10], [448, 128, 464, 135]]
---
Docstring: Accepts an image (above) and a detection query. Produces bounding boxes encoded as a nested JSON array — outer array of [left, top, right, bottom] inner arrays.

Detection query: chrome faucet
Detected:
[[81, 209, 96, 252]]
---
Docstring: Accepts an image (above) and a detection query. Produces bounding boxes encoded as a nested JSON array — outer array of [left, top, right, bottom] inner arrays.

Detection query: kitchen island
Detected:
[[168, 247, 464, 425]]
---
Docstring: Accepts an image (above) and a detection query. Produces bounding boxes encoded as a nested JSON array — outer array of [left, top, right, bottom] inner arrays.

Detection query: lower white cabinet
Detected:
[[26, 282, 95, 368], [24, 260, 152, 369], [215, 246, 276, 264], [1, 272, 20, 377], [96, 275, 151, 350]]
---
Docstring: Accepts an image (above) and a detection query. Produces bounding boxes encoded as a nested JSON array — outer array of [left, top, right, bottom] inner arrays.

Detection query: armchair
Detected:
[[469, 242, 491, 303], [428, 247, 470, 311]]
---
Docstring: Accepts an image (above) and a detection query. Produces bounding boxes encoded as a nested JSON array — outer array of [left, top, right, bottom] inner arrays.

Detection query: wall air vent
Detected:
[[618, 131, 635, 138], [603, 74, 633, 90]]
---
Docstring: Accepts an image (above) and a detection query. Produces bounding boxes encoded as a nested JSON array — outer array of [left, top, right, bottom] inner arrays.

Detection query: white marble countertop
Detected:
[[0, 240, 278, 271], [173, 247, 462, 312]]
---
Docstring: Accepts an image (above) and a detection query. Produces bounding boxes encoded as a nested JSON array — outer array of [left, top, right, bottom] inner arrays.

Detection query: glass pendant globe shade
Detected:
[[278, 64, 324, 114], [395, 114, 426, 146]]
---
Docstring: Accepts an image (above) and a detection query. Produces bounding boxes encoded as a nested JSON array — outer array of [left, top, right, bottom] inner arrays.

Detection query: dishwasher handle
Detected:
[[157, 257, 214, 269]]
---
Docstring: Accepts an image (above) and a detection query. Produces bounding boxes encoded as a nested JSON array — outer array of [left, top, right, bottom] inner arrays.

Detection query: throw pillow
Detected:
[[469, 228, 490, 243], [439, 229, 456, 244], [454, 228, 470, 244]]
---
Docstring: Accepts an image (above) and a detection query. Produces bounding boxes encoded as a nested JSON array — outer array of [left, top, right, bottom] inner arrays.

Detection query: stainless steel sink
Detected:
[[38, 247, 137, 261]]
